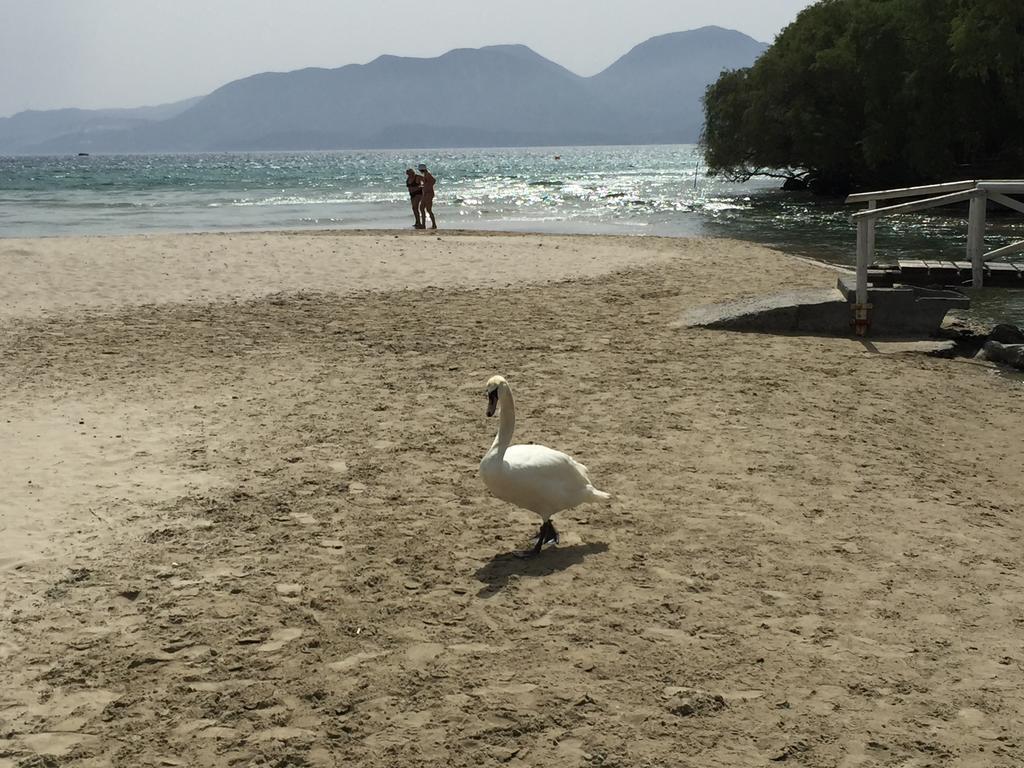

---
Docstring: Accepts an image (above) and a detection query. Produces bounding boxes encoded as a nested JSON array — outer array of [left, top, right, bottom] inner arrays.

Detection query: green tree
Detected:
[[701, 0, 1024, 194]]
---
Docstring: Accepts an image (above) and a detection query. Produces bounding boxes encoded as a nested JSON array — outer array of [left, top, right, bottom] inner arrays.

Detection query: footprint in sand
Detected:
[[257, 627, 303, 652], [643, 626, 698, 645], [187, 679, 256, 692], [404, 642, 444, 669], [196, 726, 239, 739], [20, 732, 100, 757], [328, 649, 388, 672], [175, 718, 217, 735], [446, 642, 510, 655], [173, 718, 240, 739], [664, 685, 764, 704], [250, 726, 316, 743], [471, 683, 538, 697]]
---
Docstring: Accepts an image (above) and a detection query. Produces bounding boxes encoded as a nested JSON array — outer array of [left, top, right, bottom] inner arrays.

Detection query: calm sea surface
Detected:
[[2, 145, 1022, 324]]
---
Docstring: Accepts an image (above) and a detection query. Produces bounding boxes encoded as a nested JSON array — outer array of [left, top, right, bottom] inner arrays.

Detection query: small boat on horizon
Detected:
[[78, 152, 89, 156]]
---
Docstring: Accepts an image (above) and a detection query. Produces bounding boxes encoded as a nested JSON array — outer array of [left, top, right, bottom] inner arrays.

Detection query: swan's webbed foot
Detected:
[[513, 520, 558, 559]]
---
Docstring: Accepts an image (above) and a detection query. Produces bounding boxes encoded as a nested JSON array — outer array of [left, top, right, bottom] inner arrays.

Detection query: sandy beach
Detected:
[[1, 230, 1022, 767]]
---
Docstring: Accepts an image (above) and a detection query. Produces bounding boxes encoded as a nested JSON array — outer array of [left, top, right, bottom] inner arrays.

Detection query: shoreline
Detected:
[[2, 232, 1022, 766]]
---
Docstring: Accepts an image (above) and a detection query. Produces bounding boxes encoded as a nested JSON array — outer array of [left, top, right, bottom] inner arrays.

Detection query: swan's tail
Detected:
[[588, 486, 612, 502]]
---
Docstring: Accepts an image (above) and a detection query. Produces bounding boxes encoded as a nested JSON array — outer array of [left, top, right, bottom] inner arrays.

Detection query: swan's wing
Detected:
[[503, 444, 585, 475], [496, 444, 600, 513]]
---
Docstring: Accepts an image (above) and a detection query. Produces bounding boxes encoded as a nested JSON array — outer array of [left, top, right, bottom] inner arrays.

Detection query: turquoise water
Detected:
[[0, 146, 763, 236], [2, 145, 1022, 324]]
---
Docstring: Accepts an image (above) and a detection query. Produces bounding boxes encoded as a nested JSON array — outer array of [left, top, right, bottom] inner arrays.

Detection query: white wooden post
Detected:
[[854, 217, 871, 335], [867, 199, 876, 258], [967, 190, 987, 288]]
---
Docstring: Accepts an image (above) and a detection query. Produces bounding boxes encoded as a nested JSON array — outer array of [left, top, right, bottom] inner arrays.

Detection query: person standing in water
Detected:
[[405, 168, 424, 228], [417, 163, 437, 229]]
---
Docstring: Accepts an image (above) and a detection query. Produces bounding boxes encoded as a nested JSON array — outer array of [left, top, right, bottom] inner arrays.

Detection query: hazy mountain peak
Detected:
[[597, 26, 767, 74], [478, 43, 545, 57], [3, 27, 767, 154]]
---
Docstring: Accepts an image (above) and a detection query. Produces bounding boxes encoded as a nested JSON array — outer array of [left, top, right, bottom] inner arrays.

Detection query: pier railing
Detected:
[[845, 180, 1024, 334]]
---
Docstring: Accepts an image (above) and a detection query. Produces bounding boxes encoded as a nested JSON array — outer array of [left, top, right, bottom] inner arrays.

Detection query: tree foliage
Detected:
[[701, 0, 1024, 194]]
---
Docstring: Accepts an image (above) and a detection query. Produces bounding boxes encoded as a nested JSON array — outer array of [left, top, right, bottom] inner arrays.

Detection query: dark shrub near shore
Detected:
[[701, 0, 1024, 195]]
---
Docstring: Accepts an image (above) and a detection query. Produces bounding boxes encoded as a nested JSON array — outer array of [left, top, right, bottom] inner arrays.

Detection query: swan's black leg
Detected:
[[529, 522, 549, 556], [544, 520, 559, 545], [514, 521, 550, 559]]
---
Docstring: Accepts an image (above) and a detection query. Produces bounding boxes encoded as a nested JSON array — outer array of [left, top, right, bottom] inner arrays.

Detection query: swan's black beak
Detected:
[[486, 390, 498, 417]]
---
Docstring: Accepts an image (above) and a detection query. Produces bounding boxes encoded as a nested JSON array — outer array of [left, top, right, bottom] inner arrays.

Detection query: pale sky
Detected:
[[0, 0, 816, 118]]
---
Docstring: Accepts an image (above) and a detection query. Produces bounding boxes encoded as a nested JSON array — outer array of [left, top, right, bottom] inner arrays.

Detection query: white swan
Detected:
[[479, 375, 610, 556]]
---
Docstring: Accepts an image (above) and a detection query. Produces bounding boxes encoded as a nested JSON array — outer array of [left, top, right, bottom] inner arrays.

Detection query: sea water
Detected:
[[2, 145, 1022, 324]]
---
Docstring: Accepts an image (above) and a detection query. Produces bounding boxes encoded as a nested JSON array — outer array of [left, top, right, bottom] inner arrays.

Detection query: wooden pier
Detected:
[[845, 179, 1024, 334], [869, 258, 1024, 288]]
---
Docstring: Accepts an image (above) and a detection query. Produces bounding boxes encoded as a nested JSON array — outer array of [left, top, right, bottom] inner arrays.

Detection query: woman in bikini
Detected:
[[405, 168, 424, 228], [417, 163, 437, 229]]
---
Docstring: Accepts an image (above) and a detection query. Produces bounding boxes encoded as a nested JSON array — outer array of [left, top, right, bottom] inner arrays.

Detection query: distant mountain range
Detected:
[[0, 27, 766, 155]]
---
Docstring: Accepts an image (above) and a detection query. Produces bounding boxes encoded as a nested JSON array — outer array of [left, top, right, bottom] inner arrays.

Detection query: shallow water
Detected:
[[2, 145, 1022, 324]]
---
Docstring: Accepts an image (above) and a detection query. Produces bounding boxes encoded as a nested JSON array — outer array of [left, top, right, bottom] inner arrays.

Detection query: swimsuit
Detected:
[[407, 179, 422, 198], [421, 174, 435, 198]]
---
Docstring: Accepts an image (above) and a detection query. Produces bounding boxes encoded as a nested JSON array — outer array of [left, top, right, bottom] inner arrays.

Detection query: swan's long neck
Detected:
[[491, 386, 516, 456]]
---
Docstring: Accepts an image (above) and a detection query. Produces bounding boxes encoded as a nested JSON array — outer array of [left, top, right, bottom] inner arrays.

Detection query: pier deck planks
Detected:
[[868, 259, 1024, 288]]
